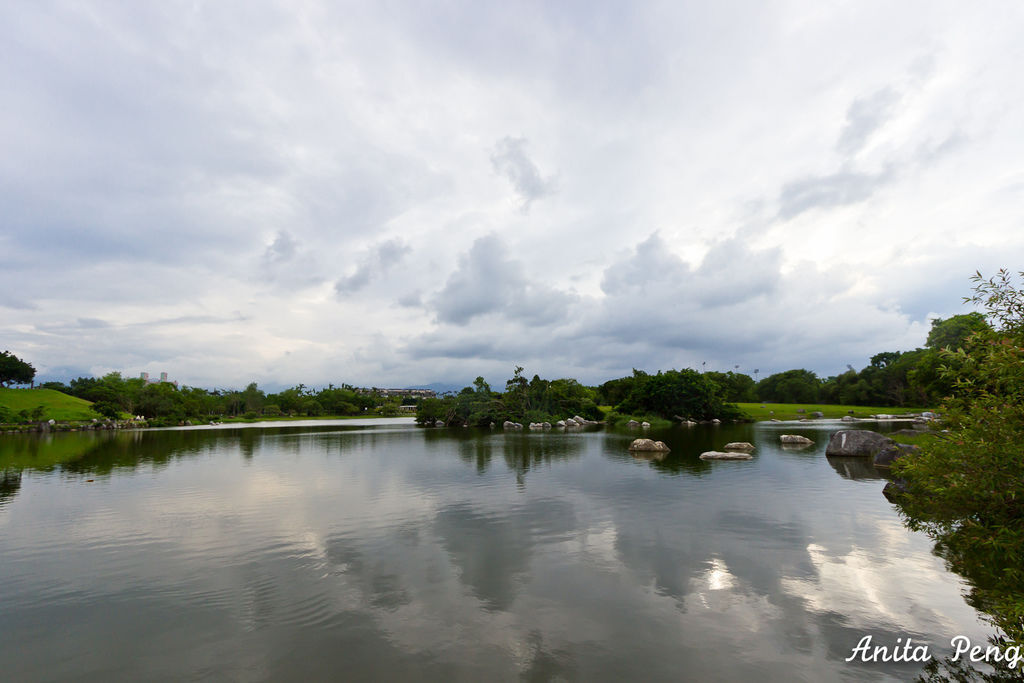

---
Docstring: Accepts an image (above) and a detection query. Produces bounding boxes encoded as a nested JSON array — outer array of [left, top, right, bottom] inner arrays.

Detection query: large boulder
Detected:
[[723, 442, 755, 451], [700, 451, 753, 460], [628, 438, 670, 453], [780, 434, 814, 445], [873, 443, 919, 469], [825, 430, 893, 457]]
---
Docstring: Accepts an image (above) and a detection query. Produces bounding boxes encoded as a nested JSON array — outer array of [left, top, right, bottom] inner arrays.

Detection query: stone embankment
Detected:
[[1, 418, 151, 434]]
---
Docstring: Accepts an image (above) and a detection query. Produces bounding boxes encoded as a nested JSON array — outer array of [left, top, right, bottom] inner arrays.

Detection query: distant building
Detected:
[[140, 371, 179, 388], [355, 387, 436, 399]]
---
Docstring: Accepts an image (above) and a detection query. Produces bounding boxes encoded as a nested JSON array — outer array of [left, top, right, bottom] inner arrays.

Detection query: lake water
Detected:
[[0, 419, 995, 681]]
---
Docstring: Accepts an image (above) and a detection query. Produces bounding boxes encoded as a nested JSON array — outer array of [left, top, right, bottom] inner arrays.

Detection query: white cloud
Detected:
[[2, 1, 1023, 388]]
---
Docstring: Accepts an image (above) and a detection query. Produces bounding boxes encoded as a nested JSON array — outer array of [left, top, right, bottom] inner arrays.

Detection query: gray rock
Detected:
[[628, 438, 670, 453], [555, 420, 566, 428], [711, 418, 721, 424], [796, 408, 805, 413], [873, 443, 919, 469], [641, 421, 651, 428], [626, 420, 640, 429], [882, 479, 909, 500], [700, 451, 753, 460], [723, 442, 755, 451], [810, 411, 824, 418], [435, 420, 445, 427], [780, 434, 814, 445], [841, 415, 856, 422], [825, 430, 893, 457]]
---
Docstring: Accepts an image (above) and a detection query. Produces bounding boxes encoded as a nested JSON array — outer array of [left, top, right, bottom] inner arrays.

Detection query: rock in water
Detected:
[[825, 430, 893, 457], [628, 438, 670, 453], [873, 443, 919, 469], [723, 442, 755, 451], [779, 434, 814, 445], [700, 451, 753, 460]]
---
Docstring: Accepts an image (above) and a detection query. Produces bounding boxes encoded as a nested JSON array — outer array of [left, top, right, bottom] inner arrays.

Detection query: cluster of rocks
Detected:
[[673, 416, 721, 425], [628, 438, 670, 453], [499, 415, 600, 431], [700, 441, 755, 460], [625, 420, 651, 429], [2, 418, 148, 434]]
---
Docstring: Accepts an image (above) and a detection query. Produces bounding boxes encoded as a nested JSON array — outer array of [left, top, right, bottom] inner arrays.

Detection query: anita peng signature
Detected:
[[846, 635, 1022, 669]]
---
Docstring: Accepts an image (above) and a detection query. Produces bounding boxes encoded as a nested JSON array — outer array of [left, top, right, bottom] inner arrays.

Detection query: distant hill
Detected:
[[0, 388, 99, 421]]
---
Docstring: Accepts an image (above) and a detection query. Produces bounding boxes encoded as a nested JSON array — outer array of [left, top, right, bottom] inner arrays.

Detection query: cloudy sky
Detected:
[[3, 1, 1023, 390]]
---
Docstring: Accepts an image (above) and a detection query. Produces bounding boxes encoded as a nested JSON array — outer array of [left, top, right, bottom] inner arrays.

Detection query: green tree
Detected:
[[0, 351, 36, 387], [704, 371, 757, 402], [925, 311, 991, 350], [893, 269, 1024, 647], [756, 369, 820, 403], [617, 368, 736, 420]]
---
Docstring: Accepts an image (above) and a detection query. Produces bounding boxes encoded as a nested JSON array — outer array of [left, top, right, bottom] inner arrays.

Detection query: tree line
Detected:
[[0, 310, 991, 427], [26, 375, 404, 425]]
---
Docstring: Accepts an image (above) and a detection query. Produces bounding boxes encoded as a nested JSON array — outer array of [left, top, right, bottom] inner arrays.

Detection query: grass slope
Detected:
[[736, 402, 928, 422], [0, 388, 99, 421]]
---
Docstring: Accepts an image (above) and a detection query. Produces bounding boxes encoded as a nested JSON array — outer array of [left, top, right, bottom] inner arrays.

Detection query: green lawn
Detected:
[[0, 388, 100, 422], [735, 402, 929, 422]]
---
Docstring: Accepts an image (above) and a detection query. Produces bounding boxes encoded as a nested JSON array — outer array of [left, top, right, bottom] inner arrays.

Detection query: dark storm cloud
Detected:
[[335, 239, 412, 295], [490, 137, 555, 212]]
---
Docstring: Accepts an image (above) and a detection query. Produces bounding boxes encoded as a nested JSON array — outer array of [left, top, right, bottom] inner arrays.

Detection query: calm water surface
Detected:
[[0, 420, 994, 681]]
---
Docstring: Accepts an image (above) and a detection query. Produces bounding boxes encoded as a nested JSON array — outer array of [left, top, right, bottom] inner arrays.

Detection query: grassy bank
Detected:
[[735, 402, 928, 422], [0, 388, 100, 421]]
